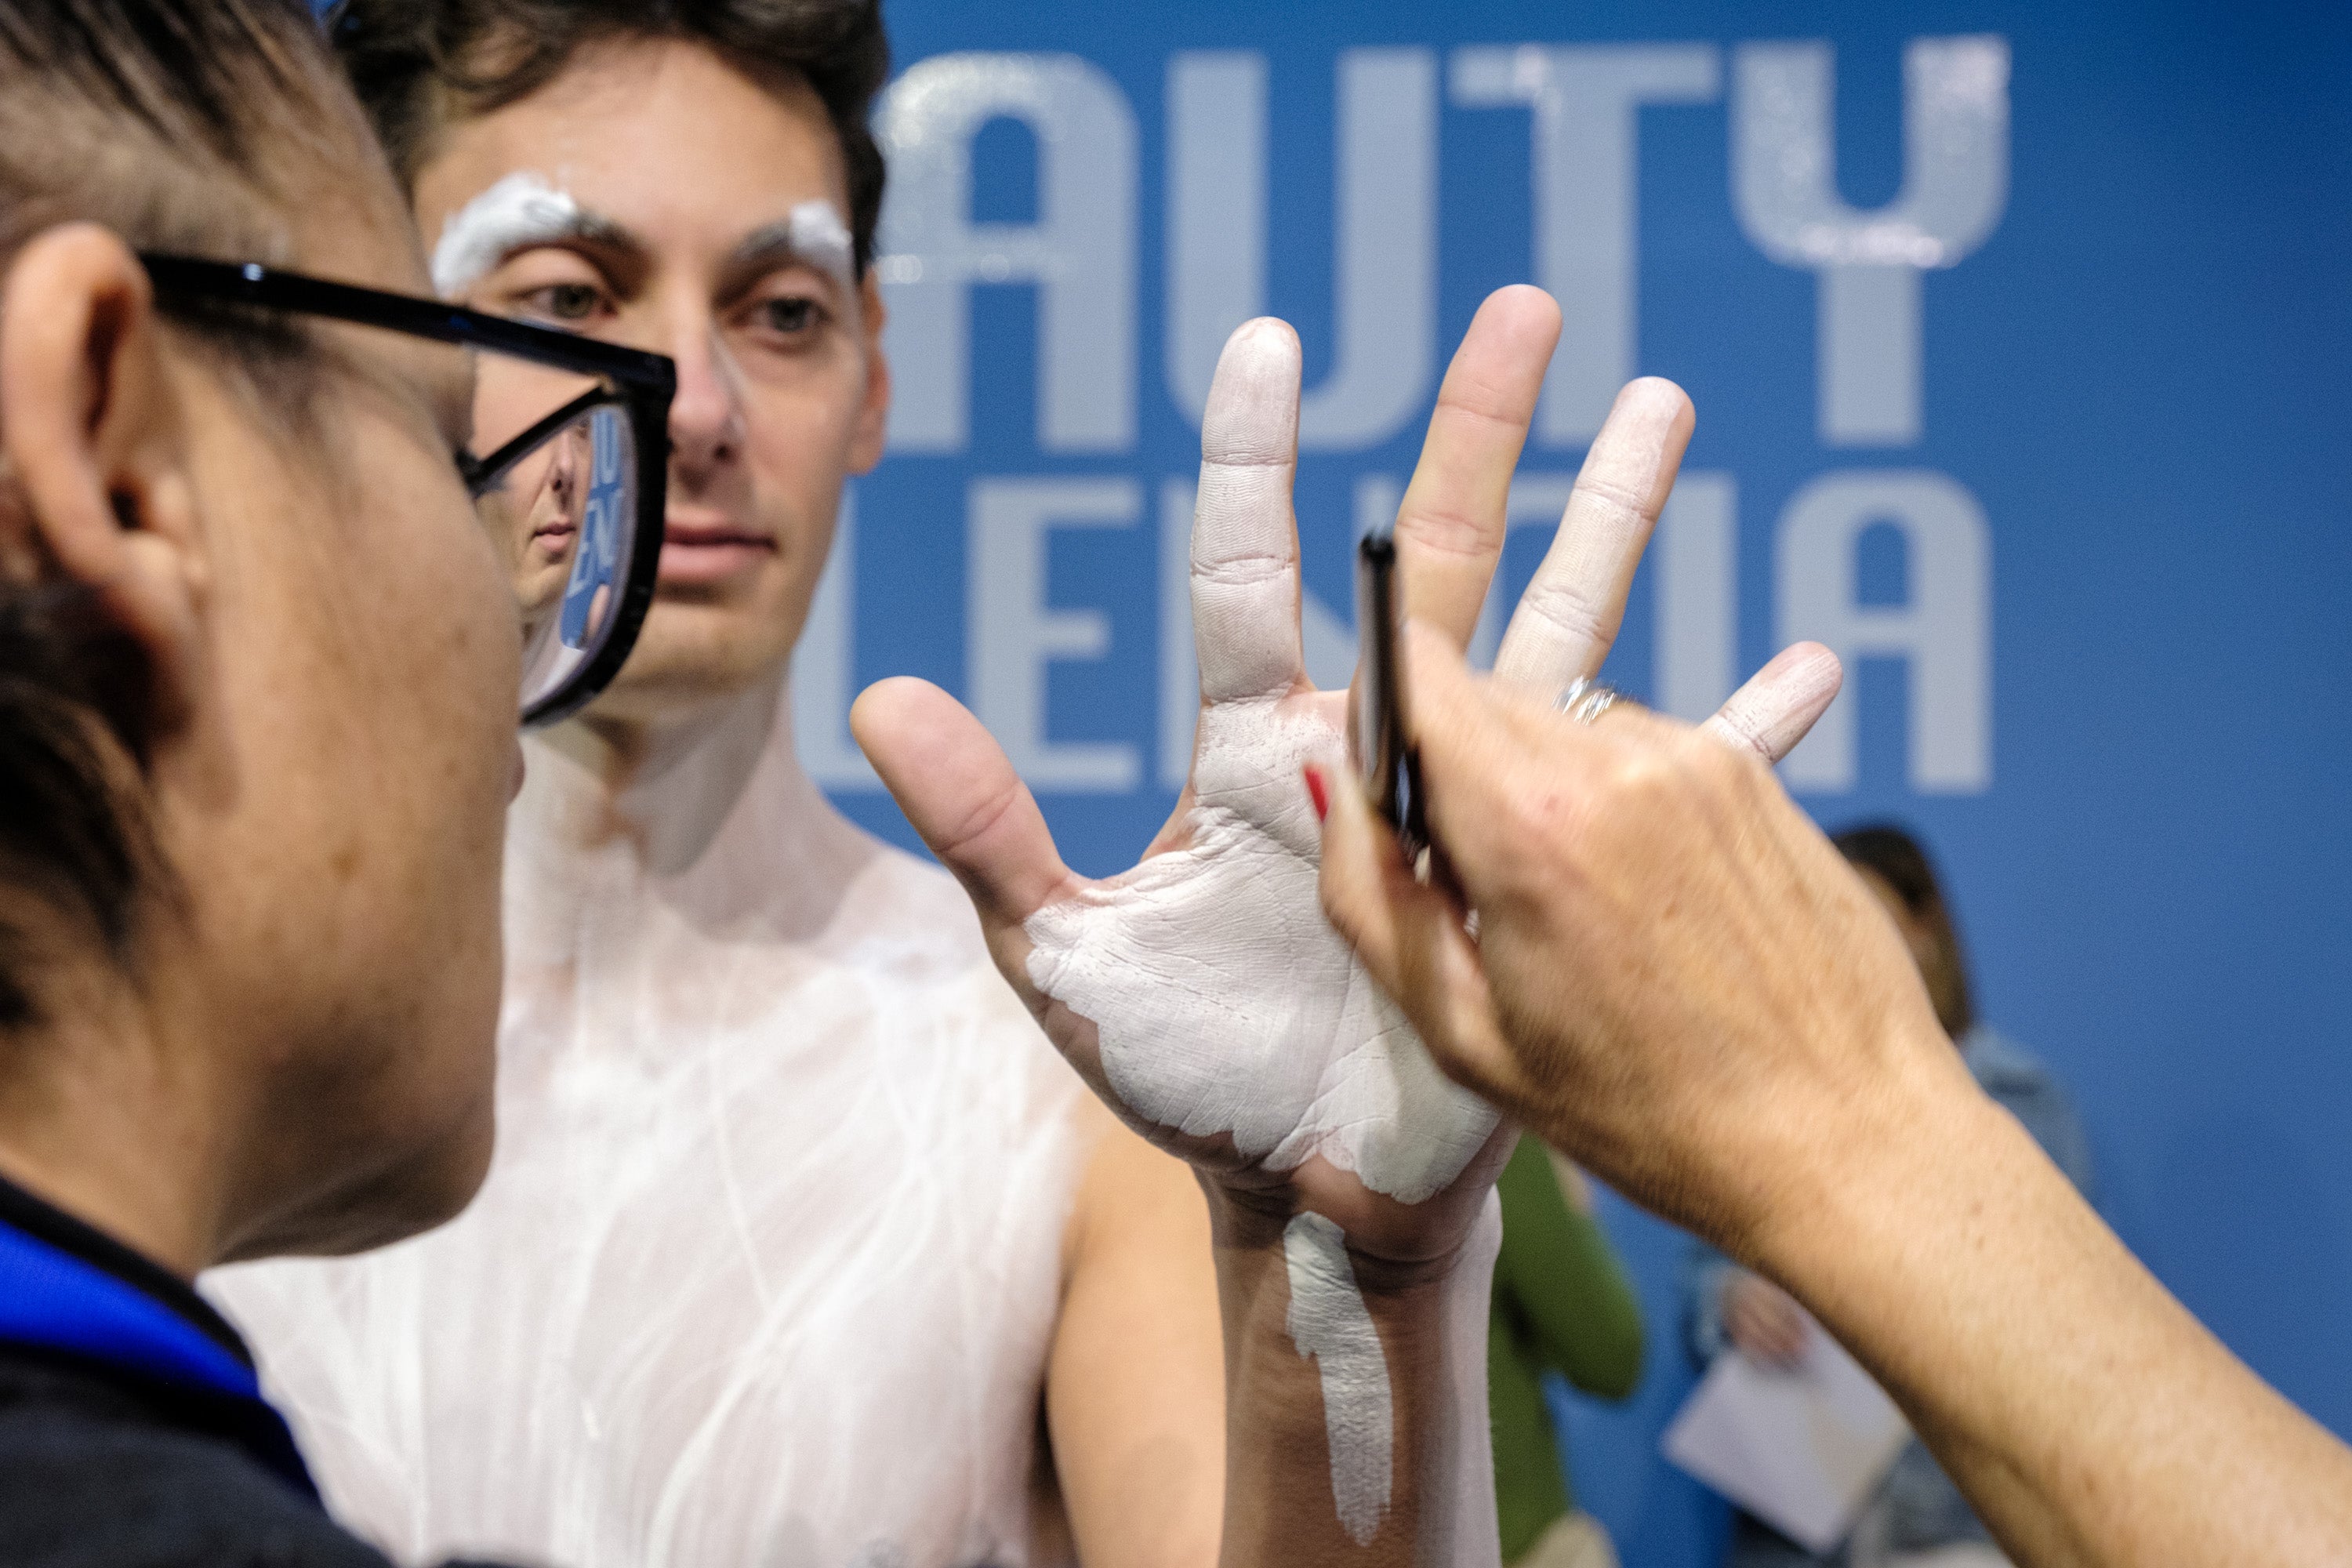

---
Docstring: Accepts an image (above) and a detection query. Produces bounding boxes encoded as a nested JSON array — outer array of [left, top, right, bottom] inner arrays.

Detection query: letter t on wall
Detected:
[[1451, 45, 1720, 448]]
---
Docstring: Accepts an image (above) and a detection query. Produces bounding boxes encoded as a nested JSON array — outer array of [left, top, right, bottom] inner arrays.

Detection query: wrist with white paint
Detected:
[[1207, 1186, 1503, 1566]]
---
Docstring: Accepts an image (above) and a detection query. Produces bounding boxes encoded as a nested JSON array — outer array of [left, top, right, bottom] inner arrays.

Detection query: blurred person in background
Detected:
[[1685, 825, 2092, 1568], [1491, 1136, 1644, 1568]]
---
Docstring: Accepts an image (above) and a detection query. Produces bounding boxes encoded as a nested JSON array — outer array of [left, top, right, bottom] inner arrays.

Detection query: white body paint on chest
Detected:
[[209, 683, 1091, 1568], [1283, 1212, 1393, 1545], [430, 172, 583, 298]]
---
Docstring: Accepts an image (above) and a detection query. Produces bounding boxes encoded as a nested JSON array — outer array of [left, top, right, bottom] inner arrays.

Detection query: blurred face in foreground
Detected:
[[414, 36, 891, 725], [1, 144, 524, 1261], [189, 183, 527, 1258]]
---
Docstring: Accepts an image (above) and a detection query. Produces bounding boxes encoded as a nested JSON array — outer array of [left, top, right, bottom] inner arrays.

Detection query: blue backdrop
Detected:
[[781, 3, 2352, 1561]]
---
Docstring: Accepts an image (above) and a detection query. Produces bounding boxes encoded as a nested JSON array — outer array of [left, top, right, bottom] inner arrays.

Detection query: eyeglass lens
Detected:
[[470, 355, 643, 716]]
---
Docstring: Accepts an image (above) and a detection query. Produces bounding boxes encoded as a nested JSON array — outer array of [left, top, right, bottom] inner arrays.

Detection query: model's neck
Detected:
[[514, 666, 866, 887], [554, 673, 789, 870]]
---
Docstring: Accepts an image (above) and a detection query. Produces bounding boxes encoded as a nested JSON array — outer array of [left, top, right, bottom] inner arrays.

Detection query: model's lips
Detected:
[[658, 517, 776, 586]]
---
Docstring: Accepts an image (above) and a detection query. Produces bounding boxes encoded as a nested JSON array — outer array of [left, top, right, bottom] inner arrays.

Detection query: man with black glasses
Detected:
[[0, 2, 673, 1561]]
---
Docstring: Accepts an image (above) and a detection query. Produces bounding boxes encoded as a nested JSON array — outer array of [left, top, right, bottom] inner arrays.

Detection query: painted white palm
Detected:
[[855, 292, 1832, 1254], [1022, 323, 1494, 1211]]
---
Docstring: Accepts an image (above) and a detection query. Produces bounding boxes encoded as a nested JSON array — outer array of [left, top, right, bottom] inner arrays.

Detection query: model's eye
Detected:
[[532, 282, 606, 322], [761, 296, 818, 334]]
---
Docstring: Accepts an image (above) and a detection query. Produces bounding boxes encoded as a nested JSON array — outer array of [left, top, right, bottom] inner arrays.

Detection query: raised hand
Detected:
[[852, 286, 1773, 1261]]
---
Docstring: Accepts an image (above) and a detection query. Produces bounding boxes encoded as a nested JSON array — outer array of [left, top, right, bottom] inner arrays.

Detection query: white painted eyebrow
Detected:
[[430, 172, 633, 298], [724, 200, 855, 289]]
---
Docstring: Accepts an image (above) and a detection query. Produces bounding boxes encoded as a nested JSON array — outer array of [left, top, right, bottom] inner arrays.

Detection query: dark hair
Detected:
[[0, 0, 354, 1025], [1831, 822, 1975, 1040], [326, 0, 891, 276], [0, 1, 351, 263]]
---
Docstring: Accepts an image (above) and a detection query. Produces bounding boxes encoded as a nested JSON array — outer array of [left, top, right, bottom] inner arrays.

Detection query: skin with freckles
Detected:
[[1312, 633, 2352, 1568], [1710, 865, 1957, 1372]]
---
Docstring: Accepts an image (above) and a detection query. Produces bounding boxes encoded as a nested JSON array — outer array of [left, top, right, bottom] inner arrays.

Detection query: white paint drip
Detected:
[[785, 199, 856, 287], [1283, 1213, 1392, 1544], [430, 171, 584, 299]]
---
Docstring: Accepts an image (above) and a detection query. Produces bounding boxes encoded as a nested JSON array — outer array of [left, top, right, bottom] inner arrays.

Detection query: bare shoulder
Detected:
[[814, 831, 993, 981]]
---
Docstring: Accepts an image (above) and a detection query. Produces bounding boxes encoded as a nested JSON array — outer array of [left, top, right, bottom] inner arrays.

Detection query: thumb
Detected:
[[1396, 619, 1567, 894], [852, 677, 1075, 927], [1312, 757, 1523, 1105]]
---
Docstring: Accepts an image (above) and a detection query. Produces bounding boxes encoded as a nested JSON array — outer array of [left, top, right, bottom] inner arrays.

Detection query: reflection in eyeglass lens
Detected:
[[474, 398, 636, 710], [557, 407, 627, 648]]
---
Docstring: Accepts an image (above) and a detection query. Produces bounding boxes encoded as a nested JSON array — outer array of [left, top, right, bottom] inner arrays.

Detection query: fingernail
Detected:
[[1302, 764, 1330, 822]]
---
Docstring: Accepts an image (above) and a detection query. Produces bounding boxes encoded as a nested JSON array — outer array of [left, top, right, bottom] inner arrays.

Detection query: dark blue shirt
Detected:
[[0, 1174, 506, 1567]]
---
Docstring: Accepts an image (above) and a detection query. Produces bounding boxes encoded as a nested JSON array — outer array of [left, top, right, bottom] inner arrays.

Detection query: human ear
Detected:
[[0, 223, 206, 729], [846, 270, 890, 475]]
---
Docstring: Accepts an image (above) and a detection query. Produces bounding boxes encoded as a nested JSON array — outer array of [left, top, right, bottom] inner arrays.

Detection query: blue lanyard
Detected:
[[0, 1214, 317, 1499]]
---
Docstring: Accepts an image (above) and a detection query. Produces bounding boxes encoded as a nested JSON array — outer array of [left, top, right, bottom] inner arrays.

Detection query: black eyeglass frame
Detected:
[[138, 252, 677, 728]]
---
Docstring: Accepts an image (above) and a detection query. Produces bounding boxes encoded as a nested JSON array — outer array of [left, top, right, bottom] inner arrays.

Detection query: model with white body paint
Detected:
[[216, 685, 1087, 1568], [210, 38, 1119, 1568]]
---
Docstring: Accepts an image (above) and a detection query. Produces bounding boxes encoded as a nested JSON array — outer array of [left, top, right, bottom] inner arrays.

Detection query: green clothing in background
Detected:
[[1490, 1134, 1646, 1564]]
